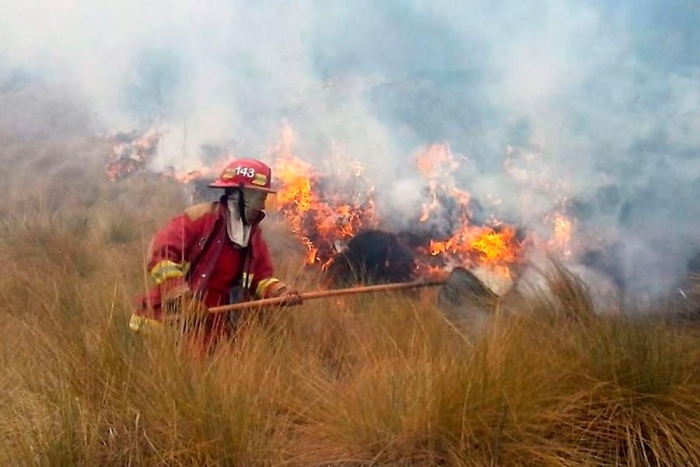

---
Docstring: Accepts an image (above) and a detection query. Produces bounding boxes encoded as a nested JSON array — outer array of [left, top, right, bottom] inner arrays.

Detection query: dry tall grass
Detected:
[[2, 93, 700, 466]]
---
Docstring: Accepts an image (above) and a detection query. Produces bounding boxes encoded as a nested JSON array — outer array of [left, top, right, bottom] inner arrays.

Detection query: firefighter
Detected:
[[130, 158, 302, 349]]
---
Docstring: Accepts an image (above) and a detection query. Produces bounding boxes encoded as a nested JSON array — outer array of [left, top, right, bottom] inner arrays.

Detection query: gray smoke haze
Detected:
[[1, 0, 699, 297]]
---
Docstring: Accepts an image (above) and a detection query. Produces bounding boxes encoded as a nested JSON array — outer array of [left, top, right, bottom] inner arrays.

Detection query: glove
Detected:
[[162, 284, 209, 318], [268, 282, 303, 306]]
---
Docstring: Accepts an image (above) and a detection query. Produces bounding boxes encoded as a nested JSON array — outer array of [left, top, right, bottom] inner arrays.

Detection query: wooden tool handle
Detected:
[[208, 279, 446, 314]]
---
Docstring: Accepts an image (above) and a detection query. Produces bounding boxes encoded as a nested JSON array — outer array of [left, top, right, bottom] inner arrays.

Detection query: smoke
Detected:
[[1, 0, 699, 297]]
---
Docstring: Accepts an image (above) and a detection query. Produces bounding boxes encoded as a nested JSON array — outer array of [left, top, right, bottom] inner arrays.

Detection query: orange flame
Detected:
[[415, 143, 523, 277], [270, 124, 378, 267], [547, 212, 574, 257], [105, 129, 162, 180], [427, 224, 522, 277]]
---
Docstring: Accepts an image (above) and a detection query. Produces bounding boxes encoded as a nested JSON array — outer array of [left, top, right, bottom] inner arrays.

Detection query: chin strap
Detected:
[[237, 184, 248, 225]]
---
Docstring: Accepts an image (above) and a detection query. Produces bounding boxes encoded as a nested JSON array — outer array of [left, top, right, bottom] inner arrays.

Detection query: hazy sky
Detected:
[[1, 0, 699, 296]]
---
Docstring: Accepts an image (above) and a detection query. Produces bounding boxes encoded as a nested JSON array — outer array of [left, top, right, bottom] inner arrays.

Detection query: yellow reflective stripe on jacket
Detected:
[[256, 277, 280, 299], [150, 260, 186, 284]]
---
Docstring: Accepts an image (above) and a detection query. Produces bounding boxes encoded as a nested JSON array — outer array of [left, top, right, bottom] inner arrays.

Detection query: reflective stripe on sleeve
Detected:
[[256, 277, 280, 299], [150, 260, 186, 284], [129, 314, 163, 332]]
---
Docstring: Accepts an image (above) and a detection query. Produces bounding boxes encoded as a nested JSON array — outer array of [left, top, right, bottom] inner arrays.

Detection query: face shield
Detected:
[[227, 188, 268, 225]]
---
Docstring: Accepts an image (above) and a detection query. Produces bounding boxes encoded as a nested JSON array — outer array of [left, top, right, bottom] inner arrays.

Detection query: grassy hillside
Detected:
[[2, 90, 700, 466]]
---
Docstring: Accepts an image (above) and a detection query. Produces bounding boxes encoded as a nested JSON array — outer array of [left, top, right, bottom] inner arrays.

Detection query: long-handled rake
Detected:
[[207, 268, 497, 315]]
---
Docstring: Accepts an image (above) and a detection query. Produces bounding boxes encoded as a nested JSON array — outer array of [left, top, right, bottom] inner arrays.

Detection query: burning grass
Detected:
[[1, 160, 700, 466]]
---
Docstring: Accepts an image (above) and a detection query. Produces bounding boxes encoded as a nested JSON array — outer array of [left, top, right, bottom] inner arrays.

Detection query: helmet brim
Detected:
[[208, 182, 277, 194]]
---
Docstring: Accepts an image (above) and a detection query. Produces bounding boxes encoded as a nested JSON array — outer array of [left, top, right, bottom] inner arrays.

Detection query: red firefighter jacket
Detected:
[[134, 200, 280, 322]]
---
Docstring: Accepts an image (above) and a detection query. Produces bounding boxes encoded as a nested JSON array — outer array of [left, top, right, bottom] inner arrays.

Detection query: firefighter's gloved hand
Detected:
[[163, 285, 209, 317], [269, 283, 303, 306]]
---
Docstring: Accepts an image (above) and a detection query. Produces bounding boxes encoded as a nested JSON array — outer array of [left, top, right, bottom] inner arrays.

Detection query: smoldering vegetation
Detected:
[[322, 230, 416, 288]]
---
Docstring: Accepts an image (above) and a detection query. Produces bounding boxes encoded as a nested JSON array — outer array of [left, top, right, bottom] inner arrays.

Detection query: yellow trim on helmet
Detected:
[[252, 173, 268, 186]]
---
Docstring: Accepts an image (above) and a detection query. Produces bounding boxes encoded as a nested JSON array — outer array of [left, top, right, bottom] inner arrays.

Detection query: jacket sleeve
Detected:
[[246, 231, 282, 299], [146, 211, 199, 293]]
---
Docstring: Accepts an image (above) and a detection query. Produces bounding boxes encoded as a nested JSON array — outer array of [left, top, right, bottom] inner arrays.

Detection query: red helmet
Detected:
[[209, 158, 276, 193]]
